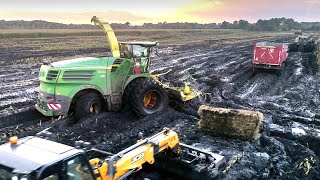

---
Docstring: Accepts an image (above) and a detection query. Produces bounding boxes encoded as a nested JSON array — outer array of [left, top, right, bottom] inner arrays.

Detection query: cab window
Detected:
[[132, 45, 150, 58], [120, 44, 133, 58], [39, 162, 62, 180], [66, 155, 94, 180]]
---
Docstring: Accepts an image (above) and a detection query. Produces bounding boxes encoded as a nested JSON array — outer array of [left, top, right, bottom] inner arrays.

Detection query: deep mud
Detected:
[[0, 34, 320, 179]]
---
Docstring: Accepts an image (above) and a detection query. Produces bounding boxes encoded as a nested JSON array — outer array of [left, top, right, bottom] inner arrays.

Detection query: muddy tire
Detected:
[[275, 69, 282, 76], [289, 43, 298, 52], [122, 79, 138, 111], [130, 78, 168, 117], [252, 67, 258, 75], [276, 63, 285, 76], [75, 93, 103, 120], [298, 43, 305, 52]]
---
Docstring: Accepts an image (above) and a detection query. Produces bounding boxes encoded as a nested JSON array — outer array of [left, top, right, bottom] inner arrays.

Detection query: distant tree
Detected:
[[125, 22, 131, 27], [238, 20, 249, 30], [221, 21, 233, 29], [0, 18, 318, 31]]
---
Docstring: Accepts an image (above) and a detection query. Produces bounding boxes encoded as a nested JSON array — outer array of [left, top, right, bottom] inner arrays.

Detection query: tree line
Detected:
[[0, 18, 319, 31]]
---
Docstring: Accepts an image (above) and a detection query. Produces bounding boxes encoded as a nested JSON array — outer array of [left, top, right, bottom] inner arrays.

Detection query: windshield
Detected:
[[132, 45, 150, 58], [0, 166, 15, 179], [0, 166, 31, 180], [120, 44, 151, 59], [120, 44, 133, 58]]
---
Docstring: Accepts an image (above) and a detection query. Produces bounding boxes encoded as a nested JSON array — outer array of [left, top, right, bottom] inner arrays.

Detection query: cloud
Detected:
[[305, 0, 320, 6], [180, 0, 320, 22], [0, 0, 319, 23], [0, 10, 153, 24]]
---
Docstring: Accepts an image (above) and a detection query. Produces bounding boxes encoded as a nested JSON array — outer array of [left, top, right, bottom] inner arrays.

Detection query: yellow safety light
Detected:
[[9, 136, 18, 144], [183, 84, 191, 95]]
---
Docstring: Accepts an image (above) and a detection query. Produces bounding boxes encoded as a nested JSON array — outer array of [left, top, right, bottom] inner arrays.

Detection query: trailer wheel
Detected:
[[298, 43, 305, 52], [130, 78, 168, 117], [289, 43, 298, 52], [75, 93, 103, 120], [275, 64, 284, 76], [252, 67, 258, 76]]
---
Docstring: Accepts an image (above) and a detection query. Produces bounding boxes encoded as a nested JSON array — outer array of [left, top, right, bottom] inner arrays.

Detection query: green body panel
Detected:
[[36, 56, 150, 116], [35, 103, 53, 116], [51, 57, 112, 68], [39, 81, 56, 95]]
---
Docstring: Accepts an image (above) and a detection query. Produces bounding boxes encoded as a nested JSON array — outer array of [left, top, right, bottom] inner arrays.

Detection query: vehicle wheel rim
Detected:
[[143, 90, 161, 110], [89, 102, 100, 114]]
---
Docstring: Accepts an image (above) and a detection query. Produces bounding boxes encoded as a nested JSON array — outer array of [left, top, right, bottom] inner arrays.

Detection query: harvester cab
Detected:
[[91, 15, 158, 75], [119, 41, 158, 73], [0, 128, 225, 180]]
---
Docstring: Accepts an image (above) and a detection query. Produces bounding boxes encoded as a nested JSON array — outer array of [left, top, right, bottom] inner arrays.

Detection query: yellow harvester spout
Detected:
[[91, 16, 120, 58]]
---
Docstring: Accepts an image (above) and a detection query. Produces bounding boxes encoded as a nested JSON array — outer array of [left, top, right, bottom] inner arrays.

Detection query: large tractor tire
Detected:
[[75, 93, 103, 120], [122, 78, 138, 111], [130, 78, 168, 117]]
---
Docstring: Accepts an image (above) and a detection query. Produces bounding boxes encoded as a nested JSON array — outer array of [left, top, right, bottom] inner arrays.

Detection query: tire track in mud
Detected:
[[153, 35, 320, 178], [0, 64, 39, 117], [0, 34, 319, 179]]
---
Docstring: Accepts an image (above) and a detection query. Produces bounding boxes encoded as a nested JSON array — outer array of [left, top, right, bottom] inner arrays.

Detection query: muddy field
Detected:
[[0, 30, 319, 179]]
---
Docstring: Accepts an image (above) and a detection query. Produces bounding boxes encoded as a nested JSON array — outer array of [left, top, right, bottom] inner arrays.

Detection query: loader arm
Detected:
[[91, 16, 120, 58]]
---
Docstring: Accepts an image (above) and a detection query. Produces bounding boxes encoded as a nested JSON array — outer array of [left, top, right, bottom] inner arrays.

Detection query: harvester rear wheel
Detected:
[[131, 78, 168, 117], [75, 93, 103, 120], [122, 78, 140, 111]]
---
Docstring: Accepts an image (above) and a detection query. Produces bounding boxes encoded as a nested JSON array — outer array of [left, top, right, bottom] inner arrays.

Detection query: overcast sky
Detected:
[[0, 0, 319, 24]]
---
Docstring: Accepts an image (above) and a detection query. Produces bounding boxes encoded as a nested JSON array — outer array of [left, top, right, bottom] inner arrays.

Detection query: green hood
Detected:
[[50, 57, 116, 68]]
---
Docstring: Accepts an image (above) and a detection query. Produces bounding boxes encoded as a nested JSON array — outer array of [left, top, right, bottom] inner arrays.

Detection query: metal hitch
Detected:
[[179, 142, 225, 171]]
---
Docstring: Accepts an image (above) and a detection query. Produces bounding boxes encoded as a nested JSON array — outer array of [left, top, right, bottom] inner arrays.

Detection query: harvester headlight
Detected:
[[46, 97, 55, 102]]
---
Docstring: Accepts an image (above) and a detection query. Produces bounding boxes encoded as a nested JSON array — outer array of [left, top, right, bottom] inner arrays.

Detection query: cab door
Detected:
[[37, 162, 63, 180], [64, 154, 96, 180]]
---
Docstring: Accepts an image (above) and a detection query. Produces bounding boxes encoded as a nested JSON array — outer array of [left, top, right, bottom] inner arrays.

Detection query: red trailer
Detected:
[[253, 42, 289, 71]]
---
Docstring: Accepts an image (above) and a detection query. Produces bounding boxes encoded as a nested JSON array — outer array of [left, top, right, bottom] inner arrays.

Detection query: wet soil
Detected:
[[0, 34, 320, 179]]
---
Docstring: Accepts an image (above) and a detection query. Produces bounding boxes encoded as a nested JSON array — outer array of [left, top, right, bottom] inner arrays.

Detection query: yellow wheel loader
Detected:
[[0, 128, 225, 180]]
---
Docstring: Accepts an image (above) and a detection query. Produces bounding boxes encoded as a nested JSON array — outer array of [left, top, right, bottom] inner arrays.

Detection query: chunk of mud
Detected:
[[261, 102, 280, 111], [317, 42, 320, 59], [198, 105, 263, 141], [291, 127, 306, 136]]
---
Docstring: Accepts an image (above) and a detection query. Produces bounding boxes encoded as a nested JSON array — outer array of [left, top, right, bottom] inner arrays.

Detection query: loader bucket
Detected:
[[198, 105, 263, 141]]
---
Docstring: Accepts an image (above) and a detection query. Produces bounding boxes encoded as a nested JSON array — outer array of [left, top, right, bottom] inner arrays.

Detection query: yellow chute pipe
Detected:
[[91, 16, 120, 58]]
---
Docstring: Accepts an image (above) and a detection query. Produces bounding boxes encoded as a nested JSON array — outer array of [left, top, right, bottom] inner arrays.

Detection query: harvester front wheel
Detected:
[[131, 78, 168, 117], [75, 93, 103, 120]]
